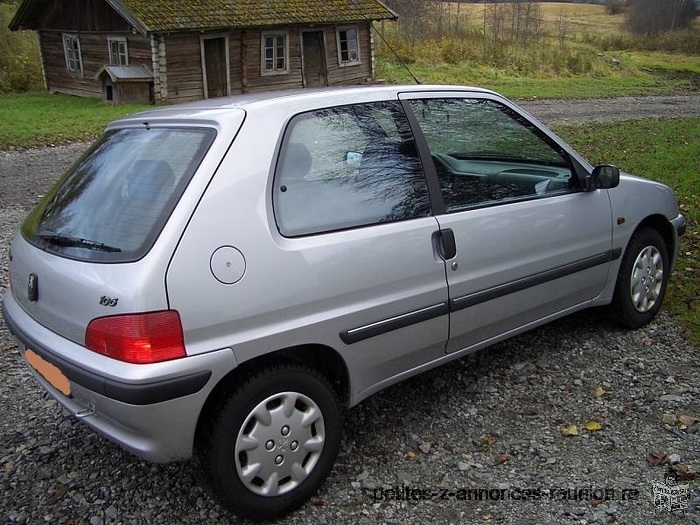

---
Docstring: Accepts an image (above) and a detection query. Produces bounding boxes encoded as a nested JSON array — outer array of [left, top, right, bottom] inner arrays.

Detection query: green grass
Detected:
[[378, 60, 697, 99], [554, 118, 700, 345], [0, 93, 150, 149]]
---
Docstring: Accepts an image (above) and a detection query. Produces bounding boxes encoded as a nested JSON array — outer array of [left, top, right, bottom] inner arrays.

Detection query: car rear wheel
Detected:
[[612, 227, 669, 328], [195, 363, 340, 520]]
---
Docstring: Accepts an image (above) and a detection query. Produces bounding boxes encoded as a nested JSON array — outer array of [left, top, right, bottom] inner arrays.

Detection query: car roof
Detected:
[[112, 84, 498, 124]]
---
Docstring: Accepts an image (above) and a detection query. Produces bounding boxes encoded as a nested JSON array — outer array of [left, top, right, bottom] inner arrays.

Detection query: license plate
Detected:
[[25, 349, 72, 397]]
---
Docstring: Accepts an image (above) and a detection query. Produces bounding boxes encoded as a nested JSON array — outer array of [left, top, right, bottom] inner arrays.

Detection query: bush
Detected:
[[0, 3, 43, 93]]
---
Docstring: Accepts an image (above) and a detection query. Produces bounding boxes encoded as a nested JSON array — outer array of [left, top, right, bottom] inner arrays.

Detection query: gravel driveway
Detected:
[[1, 95, 698, 525]]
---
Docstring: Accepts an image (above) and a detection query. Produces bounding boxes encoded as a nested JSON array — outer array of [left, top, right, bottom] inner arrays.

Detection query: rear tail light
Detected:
[[85, 310, 186, 364]]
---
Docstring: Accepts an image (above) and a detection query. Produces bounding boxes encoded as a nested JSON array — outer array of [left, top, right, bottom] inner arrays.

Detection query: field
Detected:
[[376, 2, 700, 97]]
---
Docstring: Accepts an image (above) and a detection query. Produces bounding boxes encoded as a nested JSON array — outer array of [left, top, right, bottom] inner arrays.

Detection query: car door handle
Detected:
[[434, 228, 457, 260]]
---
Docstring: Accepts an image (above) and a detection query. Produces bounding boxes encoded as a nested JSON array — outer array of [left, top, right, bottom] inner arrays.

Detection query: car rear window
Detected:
[[22, 127, 215, 262]]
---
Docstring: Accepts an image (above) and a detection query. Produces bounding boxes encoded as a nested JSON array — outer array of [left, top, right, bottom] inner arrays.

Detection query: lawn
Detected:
[[0, 93, 150, 149], [555, 118, 700, 345]]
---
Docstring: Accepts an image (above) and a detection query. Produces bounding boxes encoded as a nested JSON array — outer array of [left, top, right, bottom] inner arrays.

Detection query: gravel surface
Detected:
[[520, 94, 700, 125], [1, 96, 699, 524]]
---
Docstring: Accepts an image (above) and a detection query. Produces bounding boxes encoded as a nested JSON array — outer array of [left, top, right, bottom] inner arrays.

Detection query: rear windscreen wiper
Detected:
[[37, 232, 122, 253]]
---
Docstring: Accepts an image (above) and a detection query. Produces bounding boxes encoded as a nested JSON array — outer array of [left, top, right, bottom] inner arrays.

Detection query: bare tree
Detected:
[[485, 0, 543, 44], [626, 0, 696, 34]]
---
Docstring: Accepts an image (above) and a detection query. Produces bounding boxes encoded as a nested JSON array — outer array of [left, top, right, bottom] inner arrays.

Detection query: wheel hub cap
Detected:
[[630, 245, 663, 313], [234, 391, 325, 496]]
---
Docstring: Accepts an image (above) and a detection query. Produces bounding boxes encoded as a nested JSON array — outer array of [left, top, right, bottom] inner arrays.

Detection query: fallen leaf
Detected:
[[677, 414, 696, 427], [561, 425, 579, 436], [494, 454, 509, 465], [591, 386, 606, 398], [482, 435, 498, 447], [480, 513, 492, 521], [670, 464, 699, 481], [3, 461, 13, 470], [522, 407, 538, 416], [647, 452, 669, 466], [310, 497, 325, 506], [585, 421, 602, 431], [406, 451, 416, 459], [48, 485, 69, 505]]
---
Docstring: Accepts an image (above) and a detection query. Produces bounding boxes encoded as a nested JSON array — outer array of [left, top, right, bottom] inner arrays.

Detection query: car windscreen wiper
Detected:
[[36, 232, 122, 252]]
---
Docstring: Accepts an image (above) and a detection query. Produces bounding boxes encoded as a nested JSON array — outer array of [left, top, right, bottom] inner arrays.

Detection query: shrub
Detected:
[[0, 3, 43, 93]]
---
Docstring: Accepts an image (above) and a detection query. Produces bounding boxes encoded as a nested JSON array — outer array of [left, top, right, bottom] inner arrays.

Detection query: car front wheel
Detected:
[[196, 363, 341, 520], [612, 227, 669, 328]]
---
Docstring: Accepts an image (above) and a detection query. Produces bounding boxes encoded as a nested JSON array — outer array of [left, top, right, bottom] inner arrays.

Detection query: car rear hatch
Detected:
[[7, 125, 218, 349]]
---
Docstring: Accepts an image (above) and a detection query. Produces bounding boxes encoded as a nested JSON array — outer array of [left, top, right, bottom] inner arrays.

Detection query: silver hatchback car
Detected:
[[2, 85, 685, 519]]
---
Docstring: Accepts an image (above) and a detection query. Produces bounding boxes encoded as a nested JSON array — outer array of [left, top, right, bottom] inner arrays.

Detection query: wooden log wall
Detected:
[[325, 23, 373, 86], [39, 30, 152, 98], [38, 0, 131, 32]]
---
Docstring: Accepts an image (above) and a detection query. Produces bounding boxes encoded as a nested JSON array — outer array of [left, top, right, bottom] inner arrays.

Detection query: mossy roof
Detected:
[[114, 0, 396, 33], [10, 0, 396, 34]]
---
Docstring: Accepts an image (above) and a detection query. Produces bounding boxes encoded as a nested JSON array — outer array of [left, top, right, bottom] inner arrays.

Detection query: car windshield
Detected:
[[22, 127, 215, 262]]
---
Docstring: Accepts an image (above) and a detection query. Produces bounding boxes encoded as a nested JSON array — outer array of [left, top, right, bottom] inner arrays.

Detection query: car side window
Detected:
[[274, 101, 430, 236], [407, 98, 575, 213]]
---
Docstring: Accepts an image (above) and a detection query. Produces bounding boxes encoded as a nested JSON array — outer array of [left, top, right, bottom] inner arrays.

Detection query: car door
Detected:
[[400, 92, 614, 353]]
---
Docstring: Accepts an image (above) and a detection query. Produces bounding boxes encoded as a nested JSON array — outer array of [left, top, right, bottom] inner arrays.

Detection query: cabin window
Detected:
[[336, 26, 360, 66], [261, 32, 288, 75], [62, 34, 83, 74], [108, 37, 129, 65]]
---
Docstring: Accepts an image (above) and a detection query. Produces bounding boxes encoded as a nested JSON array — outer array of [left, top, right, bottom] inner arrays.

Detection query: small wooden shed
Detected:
[[96, 64, 152, 104], [9, 0, 397, 105]]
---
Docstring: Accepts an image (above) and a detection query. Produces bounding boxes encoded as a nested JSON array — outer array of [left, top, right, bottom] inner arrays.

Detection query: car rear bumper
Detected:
[[2, 292, 237, 462]]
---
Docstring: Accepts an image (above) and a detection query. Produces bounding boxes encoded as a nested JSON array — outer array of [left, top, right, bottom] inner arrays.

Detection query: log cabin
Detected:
[[9, 0, 397, 105]]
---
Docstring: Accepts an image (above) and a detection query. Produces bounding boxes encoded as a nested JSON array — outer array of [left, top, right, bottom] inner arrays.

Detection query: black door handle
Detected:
[[434, 228, 456, 260]]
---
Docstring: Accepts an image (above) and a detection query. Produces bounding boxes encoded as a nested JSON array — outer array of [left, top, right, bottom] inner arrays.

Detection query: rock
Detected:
[[659, 394, 684, 402], [669, 453, 682, 465]]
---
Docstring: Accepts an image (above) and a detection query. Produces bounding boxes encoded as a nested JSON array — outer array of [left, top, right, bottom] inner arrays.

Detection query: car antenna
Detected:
[[352, 0, 422, 85], [371, 25, 421, 85]]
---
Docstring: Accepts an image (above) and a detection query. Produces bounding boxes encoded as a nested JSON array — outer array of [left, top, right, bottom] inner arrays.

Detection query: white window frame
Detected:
[[336, 26, 360, 66], [261, 31, 289, 75], [62, 33, 83, 74], [107, 36, 129, 65]]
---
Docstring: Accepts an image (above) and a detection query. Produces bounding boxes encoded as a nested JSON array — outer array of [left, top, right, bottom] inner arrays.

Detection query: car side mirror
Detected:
[[584, 164, 620, 191]]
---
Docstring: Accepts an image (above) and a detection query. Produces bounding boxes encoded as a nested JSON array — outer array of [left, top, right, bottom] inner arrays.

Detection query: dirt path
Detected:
[[518, 94, 700, 125]]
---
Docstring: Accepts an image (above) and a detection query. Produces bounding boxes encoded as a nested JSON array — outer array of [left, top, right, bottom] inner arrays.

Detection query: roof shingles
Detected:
[[115, 0, 396, 32]]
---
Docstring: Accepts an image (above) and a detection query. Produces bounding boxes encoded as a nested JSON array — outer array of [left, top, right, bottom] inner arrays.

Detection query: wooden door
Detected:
[[302, 32, 327, 87], [203, 37, 228, 98]]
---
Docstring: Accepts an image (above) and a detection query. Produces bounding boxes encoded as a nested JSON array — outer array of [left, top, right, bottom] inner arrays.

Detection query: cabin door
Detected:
[[302, 31, 328, 87], [202, 37, 229, 98]]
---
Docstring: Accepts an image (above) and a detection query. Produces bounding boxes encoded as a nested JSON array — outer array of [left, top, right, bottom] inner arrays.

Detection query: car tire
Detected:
[[195, 363, 341, 521], [611, 227, 669, 329]]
